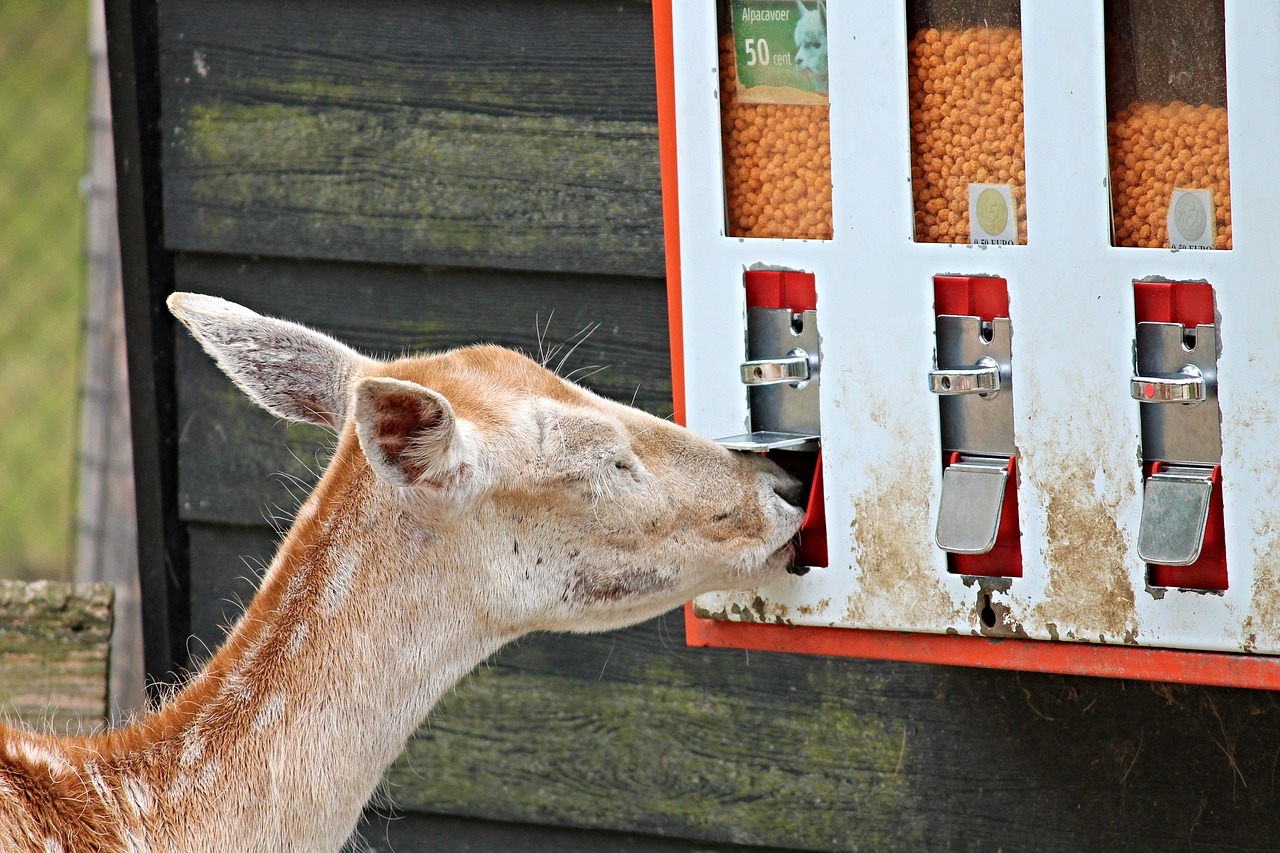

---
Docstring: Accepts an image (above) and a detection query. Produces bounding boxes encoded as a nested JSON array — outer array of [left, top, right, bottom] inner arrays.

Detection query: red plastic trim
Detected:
[[1133, 280, 1214, 327], [934, 275, 1010, 321], [744, 270, 818, 313], [653, 0, 684, 426], [795, 450, 826, 568], [944, 452, 1023, 578]]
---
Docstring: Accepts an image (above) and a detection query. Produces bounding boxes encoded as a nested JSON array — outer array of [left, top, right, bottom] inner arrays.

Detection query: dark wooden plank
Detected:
[[173, 253, 673, 527], [185, 522, 273, 651], [158, 0, 663, 277], [107, 0, 191, 691], [352, 812, 796, 853], [392, 614, 1280, 852]]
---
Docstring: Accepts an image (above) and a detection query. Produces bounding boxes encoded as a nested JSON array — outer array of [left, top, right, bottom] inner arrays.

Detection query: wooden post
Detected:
[[76, 0, 145, 719]]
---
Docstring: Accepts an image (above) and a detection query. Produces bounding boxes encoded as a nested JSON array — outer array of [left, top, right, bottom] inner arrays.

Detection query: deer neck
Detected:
[[113, 439, 511, 850]]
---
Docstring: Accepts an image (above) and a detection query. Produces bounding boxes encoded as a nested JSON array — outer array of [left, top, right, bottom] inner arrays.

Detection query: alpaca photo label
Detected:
[[731, 0, 830, 104]]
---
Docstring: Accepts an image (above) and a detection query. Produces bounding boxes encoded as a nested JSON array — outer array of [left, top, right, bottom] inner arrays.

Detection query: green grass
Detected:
[[0, 0, 89, 580]]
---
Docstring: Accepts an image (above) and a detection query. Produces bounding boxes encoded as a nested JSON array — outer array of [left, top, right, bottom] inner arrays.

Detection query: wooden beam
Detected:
[[0, 581, 113, 730], [158, 0, 664, 277]]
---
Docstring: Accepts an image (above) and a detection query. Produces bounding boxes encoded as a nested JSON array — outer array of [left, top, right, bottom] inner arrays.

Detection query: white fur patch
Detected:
[[194, 759, 221, 794], [286, 621, 309, 657], [18, 741, 71, 779], [253, 692, 287, 733], [180, 725, 204, 768], [123, 776, 155, 817], [87, 763, 112, 804], [44, 839, 64, 853], [221, 640, 262, 705], [321, 549, 359, 614], [280, 562, 312, 611]]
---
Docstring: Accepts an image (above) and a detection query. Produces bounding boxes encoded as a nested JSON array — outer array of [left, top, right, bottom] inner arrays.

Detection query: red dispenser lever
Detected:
[[741, 270, 826, 569], [1132, 281, 1226, 591], [931, 276, 1022, 578]]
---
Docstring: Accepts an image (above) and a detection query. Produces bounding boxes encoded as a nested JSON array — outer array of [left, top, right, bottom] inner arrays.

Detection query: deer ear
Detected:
[[168, 293, 368, 428], [353, 377, 469, 489]]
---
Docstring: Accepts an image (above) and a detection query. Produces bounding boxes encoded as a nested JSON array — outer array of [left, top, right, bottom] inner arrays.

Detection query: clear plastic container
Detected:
[[1105, 0, 1231, 250], [906, 0, 1027, 245], [718, 0, 833, 240]]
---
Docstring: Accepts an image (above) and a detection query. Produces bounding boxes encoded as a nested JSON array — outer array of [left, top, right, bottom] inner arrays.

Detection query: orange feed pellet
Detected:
[[907, 27, 1027, 244], [719, 34, 833, 240], [1107, 101, 1232, 250]]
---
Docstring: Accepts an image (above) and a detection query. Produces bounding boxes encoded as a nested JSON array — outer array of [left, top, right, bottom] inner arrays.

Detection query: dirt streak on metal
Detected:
[[845, 447, 961, 632], [1031, 457, 1137, 641], [1242, 517, 1280, 653]]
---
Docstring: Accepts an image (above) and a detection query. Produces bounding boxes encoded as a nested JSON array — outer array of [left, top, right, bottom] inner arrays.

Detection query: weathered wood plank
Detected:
[[392, 615, 1280, 852], [173, 254, 673, 527], [186, 523, 273, 651], [354, 811, 796, 853], [0, 581, 113, 730], [158, 0, 664, 276]]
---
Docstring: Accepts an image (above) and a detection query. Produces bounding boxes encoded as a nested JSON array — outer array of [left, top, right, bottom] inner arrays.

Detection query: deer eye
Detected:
[[610, 456, 644, 481]]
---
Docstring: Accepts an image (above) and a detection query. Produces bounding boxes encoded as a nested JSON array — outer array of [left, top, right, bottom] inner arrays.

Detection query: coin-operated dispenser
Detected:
[[654, 0, 1280, 689], [929, 276, 1022, 578], [1131, 281, 1226, 591]]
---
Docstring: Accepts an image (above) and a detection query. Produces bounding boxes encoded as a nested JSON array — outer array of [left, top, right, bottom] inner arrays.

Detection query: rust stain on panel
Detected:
[[1243, 529, 1280, 652], [845, 450, 962, 631], [1032, 459, 1137, 641]]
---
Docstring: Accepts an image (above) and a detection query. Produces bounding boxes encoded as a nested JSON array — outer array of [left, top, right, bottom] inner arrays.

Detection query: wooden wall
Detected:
[[116, 0, 1280, 849]]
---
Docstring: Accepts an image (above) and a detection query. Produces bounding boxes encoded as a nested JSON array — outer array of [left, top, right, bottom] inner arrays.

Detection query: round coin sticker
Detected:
[[1173, 192, 1207, 243], [975, 187, 1009, 237]]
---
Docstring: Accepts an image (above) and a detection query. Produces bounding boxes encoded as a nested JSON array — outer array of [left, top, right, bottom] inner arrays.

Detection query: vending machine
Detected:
[[653, 0, 1280, 688]]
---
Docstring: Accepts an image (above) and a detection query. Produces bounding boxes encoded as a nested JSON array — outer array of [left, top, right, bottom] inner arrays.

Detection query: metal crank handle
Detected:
[[741, 350, 813, 386], [1131, 365, 1207, 404], [928, 356, 1000, 395]]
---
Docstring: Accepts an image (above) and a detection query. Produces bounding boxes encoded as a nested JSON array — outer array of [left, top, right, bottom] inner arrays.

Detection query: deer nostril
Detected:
[[773, 478, 806, 508]]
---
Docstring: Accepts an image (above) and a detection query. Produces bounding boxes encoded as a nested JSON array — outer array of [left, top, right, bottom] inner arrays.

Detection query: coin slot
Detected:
[[979, 592, 997, 629]]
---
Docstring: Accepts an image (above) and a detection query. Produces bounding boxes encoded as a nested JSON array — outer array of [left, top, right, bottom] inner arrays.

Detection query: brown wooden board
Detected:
[[0, 581, 114, 730], [173, 253, 673, 527], [158, 0, 664, 277], [391, 612, 1280, 852]]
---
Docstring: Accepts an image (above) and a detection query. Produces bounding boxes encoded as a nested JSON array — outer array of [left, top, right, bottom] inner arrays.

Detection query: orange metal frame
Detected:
[[651, 0, 1280, 690]]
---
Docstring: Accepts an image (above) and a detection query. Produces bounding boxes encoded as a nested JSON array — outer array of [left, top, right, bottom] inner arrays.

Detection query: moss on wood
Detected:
[[0, 580, 113, 730], [389, 663, 920, 852], [167, 101, 662, 276]]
